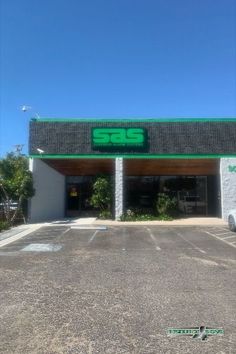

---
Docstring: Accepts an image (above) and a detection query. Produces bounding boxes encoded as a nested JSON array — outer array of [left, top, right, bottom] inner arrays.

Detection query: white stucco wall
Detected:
[[220, 158, 236, 220], [29, 158, 65, 222], [115, 158, 124, 220]]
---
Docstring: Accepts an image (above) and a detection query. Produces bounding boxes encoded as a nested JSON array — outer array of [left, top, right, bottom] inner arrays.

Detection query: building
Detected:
[[28, 118, 236, 222]]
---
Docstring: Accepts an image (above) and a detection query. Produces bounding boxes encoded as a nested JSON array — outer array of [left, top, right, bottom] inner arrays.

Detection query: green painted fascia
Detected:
[[31, 117, 236, 123], [29, 154, 236, 159]]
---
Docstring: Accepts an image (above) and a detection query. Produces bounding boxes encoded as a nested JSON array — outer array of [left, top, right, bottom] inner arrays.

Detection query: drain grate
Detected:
[[21, 243, 62, 252]]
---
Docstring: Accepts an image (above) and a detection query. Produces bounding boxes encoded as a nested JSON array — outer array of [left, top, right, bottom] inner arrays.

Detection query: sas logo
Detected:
[[228, 165, 236, 173], [92, 127, 147, 151]]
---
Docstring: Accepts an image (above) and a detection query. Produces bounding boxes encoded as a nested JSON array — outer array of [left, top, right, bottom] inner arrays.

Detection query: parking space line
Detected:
[[209, 228, 229, 232], [62, 228, 70, 234], [221, 235, 236, 240], [214, 232, 232, 236], [173, 230, 206, 254], [204, 231, 236, 249], [146, 228, 161, 251], [122, 228, 127, 251], [87, 230, 99, 244]]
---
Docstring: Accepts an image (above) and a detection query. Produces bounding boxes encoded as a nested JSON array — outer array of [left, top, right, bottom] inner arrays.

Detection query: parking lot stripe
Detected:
[[173, 230, 206, 254], [62, 228, 70, 234], [87, 230, 99, 244], [209, 228, 229, 233], [146, 228, 161, 251], [221, 235, 236, 240], [214, 232, 232, 236], [204, 231, 236, 249]]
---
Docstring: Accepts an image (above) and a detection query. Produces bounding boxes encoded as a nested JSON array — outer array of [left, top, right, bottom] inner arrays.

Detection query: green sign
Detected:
[[92, 127, 147, 151], [228, 165, 236, 172]]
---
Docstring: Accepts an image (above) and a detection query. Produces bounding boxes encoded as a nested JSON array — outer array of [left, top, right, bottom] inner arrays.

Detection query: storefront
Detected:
[[28, 118, 236, 221]]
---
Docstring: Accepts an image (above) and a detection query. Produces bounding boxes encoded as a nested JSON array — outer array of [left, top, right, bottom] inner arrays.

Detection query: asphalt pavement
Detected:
[[0, 224, 235, 354]]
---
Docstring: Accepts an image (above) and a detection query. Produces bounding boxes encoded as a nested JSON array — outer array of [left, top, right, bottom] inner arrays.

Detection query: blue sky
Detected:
[[1, 0, 236, 156]]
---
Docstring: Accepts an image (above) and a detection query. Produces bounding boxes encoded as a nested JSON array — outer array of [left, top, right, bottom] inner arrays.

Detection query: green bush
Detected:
[[120, 209, 158, 221], [156, 214, 173, 221], [99, 210, 112, 219], [156, 193, 177, 219], [0, 221, 10, 232]]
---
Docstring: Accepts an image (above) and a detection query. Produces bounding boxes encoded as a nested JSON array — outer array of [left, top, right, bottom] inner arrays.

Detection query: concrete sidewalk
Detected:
[[93, 217, 227, 226], [42, 216, 226, 227]]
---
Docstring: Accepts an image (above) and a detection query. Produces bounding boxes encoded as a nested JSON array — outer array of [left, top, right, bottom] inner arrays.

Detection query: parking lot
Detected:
[[0, 225, 236, 354]]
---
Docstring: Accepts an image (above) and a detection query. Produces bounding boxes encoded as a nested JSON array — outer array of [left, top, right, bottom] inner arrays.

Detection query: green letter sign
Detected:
[[92, 127, 147, 151], [228, 165, 236, 173]]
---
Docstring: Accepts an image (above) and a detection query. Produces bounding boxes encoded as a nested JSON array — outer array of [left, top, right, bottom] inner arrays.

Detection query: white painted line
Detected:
[[174, 231, 206, 254], [44, 224, 73, 227], [146, 227, 161, 251], [122, 227, 127, 251], [0, 225, 42, 249], [209, 228, 229, 233], [88, 230, 99, 244], [214, 232, 232, 236], [205, 231, 236, 249], [62, 228, 70, 234], [221, 235, 236, 240], [71, 226, 107, 230]]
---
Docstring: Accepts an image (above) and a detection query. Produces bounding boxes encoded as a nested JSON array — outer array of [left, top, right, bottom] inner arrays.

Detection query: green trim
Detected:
[[29, 154, 236, 159], [31, 117, 236, 123]]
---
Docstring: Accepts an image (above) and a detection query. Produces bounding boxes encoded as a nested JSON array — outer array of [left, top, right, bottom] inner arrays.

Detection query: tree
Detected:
[[0, 152, 35, 224], [156, 193, 177, 219], [90, 176, 112, 218]]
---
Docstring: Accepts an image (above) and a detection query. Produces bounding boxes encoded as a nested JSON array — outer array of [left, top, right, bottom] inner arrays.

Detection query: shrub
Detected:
[[99, 210, 112, 219], [156, 193, 177, 219], [120, 208, 158, 221], [90, 176, 112, 218], [0, 221, 10, 232]]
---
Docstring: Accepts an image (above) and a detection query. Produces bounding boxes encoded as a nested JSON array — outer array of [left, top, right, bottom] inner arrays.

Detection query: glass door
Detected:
[[66, 176, 95, 217]]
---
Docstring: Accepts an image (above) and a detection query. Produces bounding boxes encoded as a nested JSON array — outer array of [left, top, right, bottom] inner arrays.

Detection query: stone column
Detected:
[[115, 158, 124, 220], [220, 158, 236, 220]]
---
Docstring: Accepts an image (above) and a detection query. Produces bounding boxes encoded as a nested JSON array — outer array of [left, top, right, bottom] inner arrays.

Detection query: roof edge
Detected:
[[29, 154, 236, 159], [31, 117, 236, 123]]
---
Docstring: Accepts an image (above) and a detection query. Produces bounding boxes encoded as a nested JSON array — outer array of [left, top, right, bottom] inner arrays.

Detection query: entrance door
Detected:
[[66, 177, 94, 217], [67, 184, 80, 216]]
